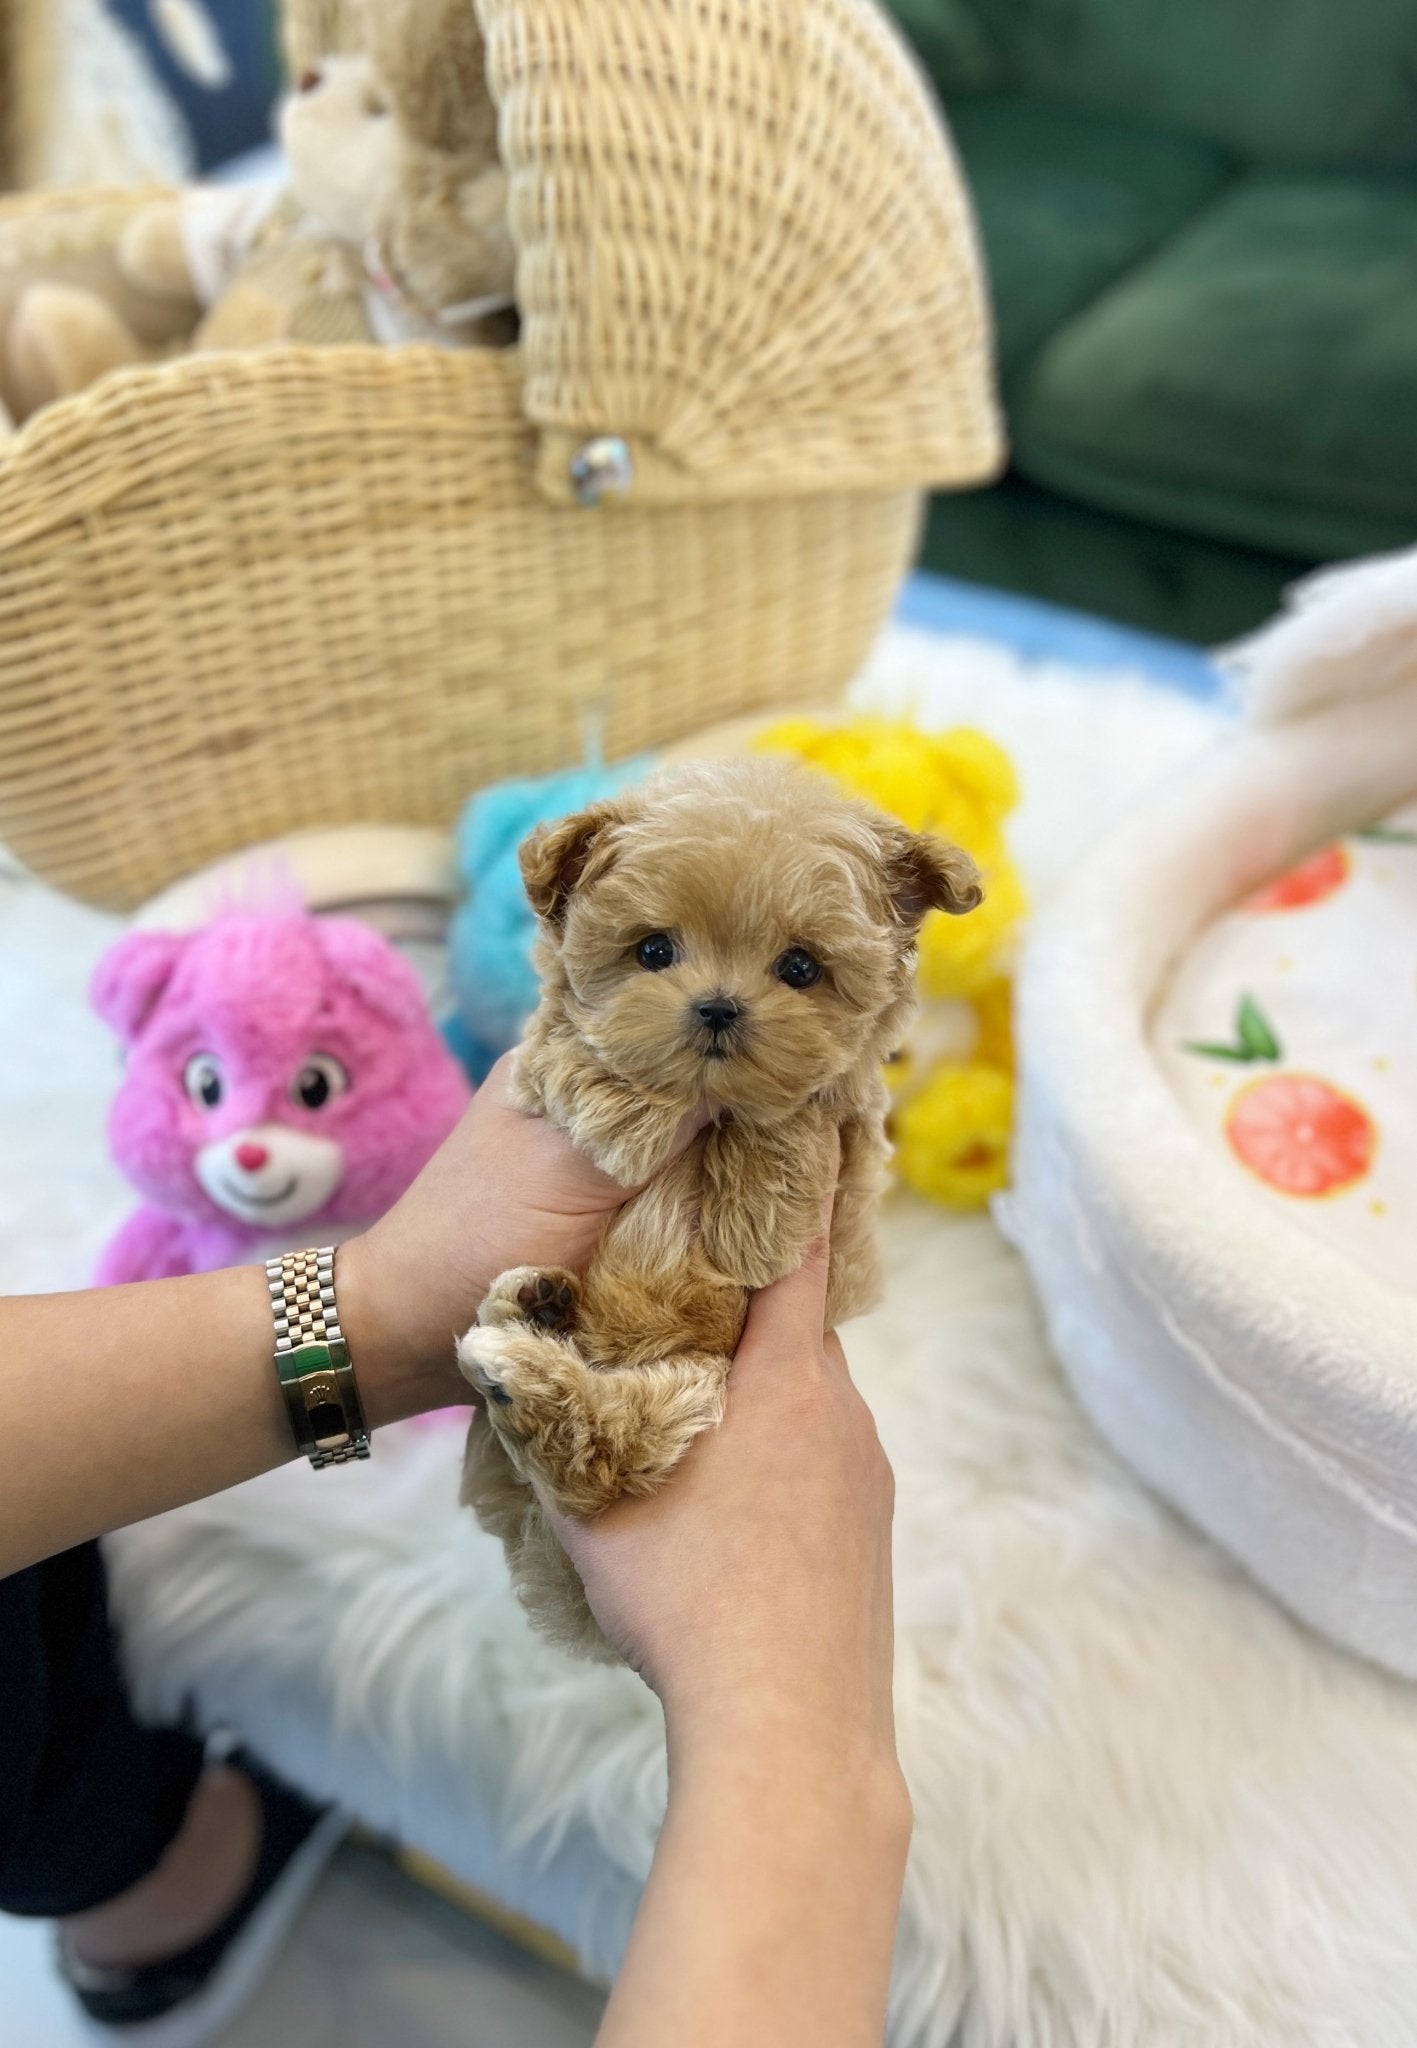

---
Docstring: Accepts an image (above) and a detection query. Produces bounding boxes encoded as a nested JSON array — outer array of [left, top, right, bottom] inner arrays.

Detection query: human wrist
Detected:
[[665, 1690, 908, 1834], [333, 1232, 471, 1427], [667, 1712, 913, 1879]]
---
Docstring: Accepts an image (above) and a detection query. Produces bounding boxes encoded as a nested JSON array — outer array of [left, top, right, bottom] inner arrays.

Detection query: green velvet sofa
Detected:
[[885, 0, 1417, 640]]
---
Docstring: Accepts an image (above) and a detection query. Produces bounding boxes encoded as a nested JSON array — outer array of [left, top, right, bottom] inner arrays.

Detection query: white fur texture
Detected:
[[13, 629, 1417, 2042]]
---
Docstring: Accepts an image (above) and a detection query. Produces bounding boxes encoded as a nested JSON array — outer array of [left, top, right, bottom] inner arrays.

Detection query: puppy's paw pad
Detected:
[[477, 1265, 580, 1333], [516, 1271, 578, 1334]]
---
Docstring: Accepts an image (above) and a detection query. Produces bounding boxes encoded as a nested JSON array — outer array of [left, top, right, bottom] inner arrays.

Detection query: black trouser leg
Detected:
[[0, 1541, 205, 1918]]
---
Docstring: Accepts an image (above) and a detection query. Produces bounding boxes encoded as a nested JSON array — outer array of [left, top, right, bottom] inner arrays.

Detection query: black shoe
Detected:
[[58, 1750, 347, 2047]]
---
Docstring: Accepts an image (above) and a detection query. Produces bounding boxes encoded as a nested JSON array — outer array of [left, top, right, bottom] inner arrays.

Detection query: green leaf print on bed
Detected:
[[1354, 824, 1417, 845], [1184, 993, 1282, 1064]]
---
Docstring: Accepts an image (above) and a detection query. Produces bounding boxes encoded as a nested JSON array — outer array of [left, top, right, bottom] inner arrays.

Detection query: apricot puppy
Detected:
[[458, 757, 982, 1657]]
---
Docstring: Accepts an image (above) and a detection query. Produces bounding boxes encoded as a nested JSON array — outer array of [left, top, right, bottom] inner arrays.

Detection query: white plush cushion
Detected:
[[1009, 554, 1417, 1680]]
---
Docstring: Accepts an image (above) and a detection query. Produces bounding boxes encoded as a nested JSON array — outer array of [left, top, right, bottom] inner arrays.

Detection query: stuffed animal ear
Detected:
[[366, 0, 498, 156], [879, 826, 984, 928], [520, 799, 634, 926], [367, 0, 507, 314], [314, 916, 427, 1028], [90, 930, 186, 1043]]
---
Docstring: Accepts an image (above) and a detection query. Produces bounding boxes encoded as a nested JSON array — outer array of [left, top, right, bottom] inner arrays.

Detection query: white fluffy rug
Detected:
[[9, 624, 1417, 2046]]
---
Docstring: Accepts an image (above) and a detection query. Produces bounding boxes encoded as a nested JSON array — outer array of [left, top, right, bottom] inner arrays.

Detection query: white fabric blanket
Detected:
[[9, 624, 1417, 2046]]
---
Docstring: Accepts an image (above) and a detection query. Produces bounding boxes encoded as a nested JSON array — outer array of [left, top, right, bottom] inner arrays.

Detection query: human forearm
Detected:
[[0, 1241, 463, 1577], [599, 1719, 911, 2048], [0, 1058, 691, 1577]]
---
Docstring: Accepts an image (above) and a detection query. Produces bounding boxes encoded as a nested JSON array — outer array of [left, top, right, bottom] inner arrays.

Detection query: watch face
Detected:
[[307, 1397, 348, 1445]]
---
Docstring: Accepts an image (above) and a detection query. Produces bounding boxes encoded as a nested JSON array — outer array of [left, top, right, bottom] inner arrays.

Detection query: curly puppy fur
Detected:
[[458, 758, 982, 1657]]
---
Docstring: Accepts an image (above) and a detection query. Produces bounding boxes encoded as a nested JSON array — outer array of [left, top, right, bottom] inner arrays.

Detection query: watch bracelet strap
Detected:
[[266, 1246, 371, 1469]]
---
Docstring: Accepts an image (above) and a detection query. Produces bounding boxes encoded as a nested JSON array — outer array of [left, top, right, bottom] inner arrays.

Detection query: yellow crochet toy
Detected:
[[753, 717, 1026, 1208]]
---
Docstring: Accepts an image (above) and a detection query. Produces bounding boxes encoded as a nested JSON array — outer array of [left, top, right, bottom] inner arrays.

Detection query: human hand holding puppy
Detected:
[[555, 1194, 899, 1766], [341, 1051, 705, 1414], [352, 1085, 899, 1763], [559, 1197, 913, 2048], [355, 1081, 897, 1750]]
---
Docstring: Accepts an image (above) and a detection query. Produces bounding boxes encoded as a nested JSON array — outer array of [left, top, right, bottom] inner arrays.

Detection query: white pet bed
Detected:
[[1009, 549, 1417, 1680], [11, 623, 1417, 2047]]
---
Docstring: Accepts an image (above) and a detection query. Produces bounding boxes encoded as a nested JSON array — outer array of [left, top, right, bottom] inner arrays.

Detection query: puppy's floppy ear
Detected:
[[520, 799, 633, 925], [879, 825, 984, 928]]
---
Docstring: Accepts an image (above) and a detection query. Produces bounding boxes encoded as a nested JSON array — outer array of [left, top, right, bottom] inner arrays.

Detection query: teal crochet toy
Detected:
[[447, 756, 656, 1080]]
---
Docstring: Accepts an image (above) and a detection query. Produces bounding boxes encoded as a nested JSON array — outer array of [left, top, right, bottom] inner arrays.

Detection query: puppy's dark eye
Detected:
[[635, 932, 676, 972], [292, 1054, 349, 1110], [774, 947, 822, 990], [183, 1053, 224, 1109]]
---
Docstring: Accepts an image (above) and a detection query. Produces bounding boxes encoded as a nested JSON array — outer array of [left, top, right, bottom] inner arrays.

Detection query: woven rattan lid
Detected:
[[284, 0, 1003, 504], [491, 0, 1003, 504]]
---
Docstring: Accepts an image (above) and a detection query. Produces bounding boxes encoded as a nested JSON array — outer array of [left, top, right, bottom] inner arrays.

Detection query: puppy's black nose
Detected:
[[696, 997, 742, 1035]]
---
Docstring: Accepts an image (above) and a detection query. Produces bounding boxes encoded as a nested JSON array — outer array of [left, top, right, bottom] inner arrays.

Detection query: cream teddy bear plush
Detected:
[[2, 0, 514, 427]]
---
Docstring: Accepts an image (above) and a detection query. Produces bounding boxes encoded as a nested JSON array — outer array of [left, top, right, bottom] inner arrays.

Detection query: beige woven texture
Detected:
[[0, 0, 1002, 911]]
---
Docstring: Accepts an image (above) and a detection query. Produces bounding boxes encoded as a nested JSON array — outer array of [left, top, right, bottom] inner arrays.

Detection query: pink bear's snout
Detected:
[[195, 1122, 346, 1230]]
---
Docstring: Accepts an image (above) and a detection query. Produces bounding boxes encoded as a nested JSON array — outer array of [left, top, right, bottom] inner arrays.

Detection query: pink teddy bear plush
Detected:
[[92, 911, 472, 1284]]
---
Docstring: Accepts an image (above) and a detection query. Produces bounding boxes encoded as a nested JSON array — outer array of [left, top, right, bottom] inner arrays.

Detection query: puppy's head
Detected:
[[520, 758, 982, 1121]]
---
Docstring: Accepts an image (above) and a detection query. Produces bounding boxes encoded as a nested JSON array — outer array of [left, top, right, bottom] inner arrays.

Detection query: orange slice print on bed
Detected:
[[1225, 1074, 1376, 1197], [1242, 843, 1349, 913]]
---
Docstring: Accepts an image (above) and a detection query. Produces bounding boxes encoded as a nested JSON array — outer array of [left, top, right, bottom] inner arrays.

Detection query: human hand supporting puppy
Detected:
[[558, 1203, 912, 2048], [341, 1052, 704, 1413], [554, 1185, 898, 1764]]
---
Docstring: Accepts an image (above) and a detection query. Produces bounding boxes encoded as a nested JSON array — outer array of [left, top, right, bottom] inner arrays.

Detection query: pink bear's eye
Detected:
[[292, 1054, 349, 1111], [183, 1053, 224, 1110]]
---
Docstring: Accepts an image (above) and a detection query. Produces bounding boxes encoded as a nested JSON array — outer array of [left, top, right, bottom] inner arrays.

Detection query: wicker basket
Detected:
[[0, 0, 1002, 911]]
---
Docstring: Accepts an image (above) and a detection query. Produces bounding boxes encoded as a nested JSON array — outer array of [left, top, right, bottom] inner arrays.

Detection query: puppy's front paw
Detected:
[[477, 1265, 580, 1335], [455, 1325, 602, 1507], [456, 1321, 582, 1430], [455, 1326, 730, 1516], [457, 1324, 522, 1410]]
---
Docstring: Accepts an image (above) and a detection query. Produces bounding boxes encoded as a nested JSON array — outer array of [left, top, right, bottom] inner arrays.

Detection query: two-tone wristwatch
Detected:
[[265, 1247, 371, 1468]]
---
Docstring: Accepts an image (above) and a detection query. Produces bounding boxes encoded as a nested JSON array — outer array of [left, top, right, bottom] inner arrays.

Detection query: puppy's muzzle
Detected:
[[690, 994, 744, 1060]]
